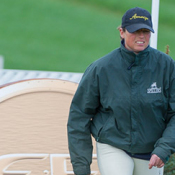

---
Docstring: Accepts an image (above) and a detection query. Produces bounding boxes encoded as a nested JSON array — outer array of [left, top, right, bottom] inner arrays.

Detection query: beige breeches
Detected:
[[96, 142, 164, 175]]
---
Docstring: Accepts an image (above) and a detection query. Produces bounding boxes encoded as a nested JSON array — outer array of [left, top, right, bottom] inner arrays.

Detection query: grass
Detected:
[[0, 0, 174, 72], [0, 0, 175, 173]]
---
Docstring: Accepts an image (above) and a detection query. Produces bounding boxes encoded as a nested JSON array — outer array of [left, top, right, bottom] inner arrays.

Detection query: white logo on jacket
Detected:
[[147, 82, 161, 93]]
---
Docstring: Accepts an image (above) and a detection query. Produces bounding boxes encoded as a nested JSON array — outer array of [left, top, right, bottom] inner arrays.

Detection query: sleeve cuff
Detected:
[[152, 147, 170, 163], [73, 165, 91, 175]]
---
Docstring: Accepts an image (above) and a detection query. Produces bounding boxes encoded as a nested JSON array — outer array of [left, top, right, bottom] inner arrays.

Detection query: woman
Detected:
[[67, 7, 175, 175]]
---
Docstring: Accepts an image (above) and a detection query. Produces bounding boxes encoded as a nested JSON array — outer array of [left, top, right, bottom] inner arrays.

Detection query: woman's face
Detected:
[[120, 28, 151, 54]]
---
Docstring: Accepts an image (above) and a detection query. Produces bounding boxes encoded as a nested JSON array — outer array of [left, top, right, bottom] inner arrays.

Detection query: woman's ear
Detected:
[[119, 28, 125, 40]]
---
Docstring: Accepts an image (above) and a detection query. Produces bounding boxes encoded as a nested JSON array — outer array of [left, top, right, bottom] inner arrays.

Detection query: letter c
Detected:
[[0, 154, 48, 175]]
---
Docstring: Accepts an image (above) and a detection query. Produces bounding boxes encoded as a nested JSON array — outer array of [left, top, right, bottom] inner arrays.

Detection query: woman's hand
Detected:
[[149, 154, 164, 169]]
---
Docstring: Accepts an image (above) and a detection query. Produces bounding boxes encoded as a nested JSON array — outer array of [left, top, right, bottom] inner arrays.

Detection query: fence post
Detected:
[[0, 55, 4, 69], [150, 0, 160, 49]]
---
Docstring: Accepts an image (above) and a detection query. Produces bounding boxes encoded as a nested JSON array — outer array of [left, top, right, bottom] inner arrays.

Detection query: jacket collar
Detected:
[[120, 40, 150, 67]]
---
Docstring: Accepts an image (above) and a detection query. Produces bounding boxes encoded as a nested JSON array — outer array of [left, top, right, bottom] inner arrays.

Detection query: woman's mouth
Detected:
[[136, 41, 145, 44]]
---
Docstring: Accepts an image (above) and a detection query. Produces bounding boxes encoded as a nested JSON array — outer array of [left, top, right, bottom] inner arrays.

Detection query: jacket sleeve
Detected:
[[67, 64, 100, 175], [152, 61, 175, 163]]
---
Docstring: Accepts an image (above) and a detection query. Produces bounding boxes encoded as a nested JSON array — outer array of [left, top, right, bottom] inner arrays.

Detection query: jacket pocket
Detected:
[[96, 116, 113, 141]]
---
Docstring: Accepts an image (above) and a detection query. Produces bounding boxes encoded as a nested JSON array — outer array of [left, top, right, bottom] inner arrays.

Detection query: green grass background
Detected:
[[0, 0, 175, 173], [0, 0, 175, 73]]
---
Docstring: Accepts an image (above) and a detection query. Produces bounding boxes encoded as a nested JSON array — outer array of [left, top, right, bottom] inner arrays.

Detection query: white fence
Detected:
[[0, 69, 83, 86]]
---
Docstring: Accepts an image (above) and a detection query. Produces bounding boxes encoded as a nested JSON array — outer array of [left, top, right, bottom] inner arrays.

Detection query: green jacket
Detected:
[[67, 44, 175, 175]]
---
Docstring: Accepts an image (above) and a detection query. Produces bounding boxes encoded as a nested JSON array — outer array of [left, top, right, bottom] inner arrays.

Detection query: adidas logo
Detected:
[[147, 82, 161, 94]]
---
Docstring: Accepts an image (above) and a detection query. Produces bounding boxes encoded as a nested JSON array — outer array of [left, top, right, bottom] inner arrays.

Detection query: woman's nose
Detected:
[[138, 31, 144, 37]]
